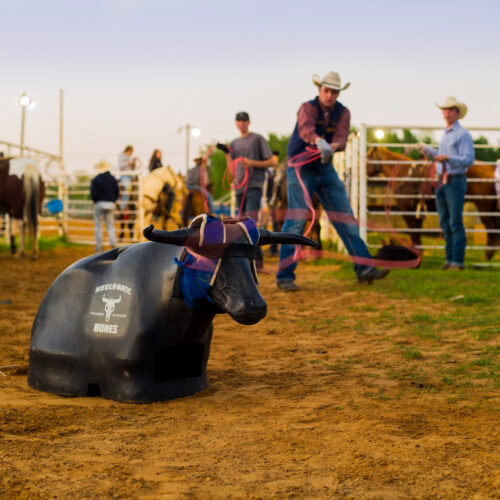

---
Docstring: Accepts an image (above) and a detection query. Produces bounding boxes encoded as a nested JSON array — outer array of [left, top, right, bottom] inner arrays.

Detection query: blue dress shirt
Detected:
[[425, 122, 475, 175]]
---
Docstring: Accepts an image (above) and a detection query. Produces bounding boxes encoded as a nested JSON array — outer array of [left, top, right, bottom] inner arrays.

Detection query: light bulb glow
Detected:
[[28, 101, 36, 110], [375, 129, 385, 140], [19, 95, 30, 107], [191, 127, 201, 137]]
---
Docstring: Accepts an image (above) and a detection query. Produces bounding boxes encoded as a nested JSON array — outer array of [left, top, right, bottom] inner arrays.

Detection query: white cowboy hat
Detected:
[[94, 160, 111, 173], [312, 71, 350, 91], [436, 96, 467, 119]]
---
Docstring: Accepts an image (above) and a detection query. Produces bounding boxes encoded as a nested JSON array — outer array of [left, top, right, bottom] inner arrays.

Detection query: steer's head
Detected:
[[143, 214, 316, 325]]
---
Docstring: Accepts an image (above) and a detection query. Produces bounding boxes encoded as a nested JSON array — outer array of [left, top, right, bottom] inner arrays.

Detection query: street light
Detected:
[[19, 93, 36, 156], [19, 94, 30, 107], [178, 124, 201, 174]]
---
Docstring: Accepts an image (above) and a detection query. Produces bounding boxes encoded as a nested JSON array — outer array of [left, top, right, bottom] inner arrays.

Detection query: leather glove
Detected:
[[316, 138, 333, 164], [216, 143, 229, 154]]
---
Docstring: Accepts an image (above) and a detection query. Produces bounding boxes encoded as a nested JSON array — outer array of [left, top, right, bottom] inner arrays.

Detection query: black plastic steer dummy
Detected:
[[28, 215, 316, 403]]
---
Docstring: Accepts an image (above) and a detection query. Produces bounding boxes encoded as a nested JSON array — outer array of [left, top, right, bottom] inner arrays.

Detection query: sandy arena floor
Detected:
[[0, 246, 499, 499]]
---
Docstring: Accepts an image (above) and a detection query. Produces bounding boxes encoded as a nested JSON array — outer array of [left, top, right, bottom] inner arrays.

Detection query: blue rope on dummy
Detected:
[[175, 253, 215, 308]]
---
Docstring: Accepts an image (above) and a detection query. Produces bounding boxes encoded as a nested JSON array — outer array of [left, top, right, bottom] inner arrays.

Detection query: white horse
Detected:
[[142, 166, 187, 231]]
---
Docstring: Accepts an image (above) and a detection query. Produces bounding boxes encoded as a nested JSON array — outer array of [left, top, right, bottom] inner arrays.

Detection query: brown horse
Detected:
[[367, 146, 500, 259], [0, 157, 45, 258], [182, 188, 214, 226], [366, 147, 435, 246]]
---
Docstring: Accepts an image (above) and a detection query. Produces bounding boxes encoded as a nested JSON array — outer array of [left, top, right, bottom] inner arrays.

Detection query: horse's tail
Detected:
[[23, 162, 41, 247]]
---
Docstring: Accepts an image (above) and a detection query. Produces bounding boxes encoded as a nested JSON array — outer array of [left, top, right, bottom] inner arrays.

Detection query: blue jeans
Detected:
[[435, 174, 467, 266], [120, 175, 132, 210], [237, 187, 263, 263], [94, 201, 117, 251], [236, 187, 262, 220], [277, 163, 372, 282]]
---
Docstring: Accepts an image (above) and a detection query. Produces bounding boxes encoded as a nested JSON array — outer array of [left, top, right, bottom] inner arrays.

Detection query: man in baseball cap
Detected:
[[219, 110, 275, 268], [235, 111, 250, 121]]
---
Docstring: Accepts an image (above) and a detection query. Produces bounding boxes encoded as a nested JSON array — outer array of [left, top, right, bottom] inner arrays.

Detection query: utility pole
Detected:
[[59, 89, 66, 235], [185, 123, 191, 175], [20, 105, 26, 157], [19, 93, 36, 157], [178, 124, 201, 175]]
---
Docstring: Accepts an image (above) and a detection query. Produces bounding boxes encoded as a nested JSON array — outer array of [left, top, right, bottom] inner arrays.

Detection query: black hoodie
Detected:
[[91, 171, 119, 203]]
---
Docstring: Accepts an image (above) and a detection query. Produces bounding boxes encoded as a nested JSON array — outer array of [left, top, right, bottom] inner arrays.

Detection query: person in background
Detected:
[[186, 157, 215, 212], [276, 71, 390, 291], [91, 160, 119, 252], [422, 97, 475, 270], [262, 150, 280, 255], [149, 149, 163, 172], [228, 112, 274, 220], [218, 111, 275, 268], [117, 145, 137, 241], [118, 145, 136, 208]]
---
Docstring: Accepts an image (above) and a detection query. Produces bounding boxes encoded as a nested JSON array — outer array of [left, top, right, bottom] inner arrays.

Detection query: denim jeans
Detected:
[[236, 187, 262, 220], [236, 187, 263, 263], [435, 174, 467, 266], [120, 175, 132, 210], [277, 162, 372, 283], [94, 201, 117, 251]]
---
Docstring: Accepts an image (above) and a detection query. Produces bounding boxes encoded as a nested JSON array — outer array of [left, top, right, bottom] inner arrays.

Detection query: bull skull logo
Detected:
[[102, 295, 122, 321]]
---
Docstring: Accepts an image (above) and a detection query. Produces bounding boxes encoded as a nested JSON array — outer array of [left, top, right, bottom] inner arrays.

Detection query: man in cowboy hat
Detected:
[[276, 71, 389, 291], [91, 160, 119, 252], [421, 97, 474, 270]]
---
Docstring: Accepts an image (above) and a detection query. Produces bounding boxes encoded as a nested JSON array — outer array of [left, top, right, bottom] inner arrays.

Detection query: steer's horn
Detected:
[[143, 225, 192, 246], [258, 229, 318, 247]]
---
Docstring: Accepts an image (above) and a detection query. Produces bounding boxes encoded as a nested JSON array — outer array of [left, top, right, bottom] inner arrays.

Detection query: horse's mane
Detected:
[[143, 165, 187, 200]]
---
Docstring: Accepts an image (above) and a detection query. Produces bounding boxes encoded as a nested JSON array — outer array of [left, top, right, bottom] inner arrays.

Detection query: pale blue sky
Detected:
[[1, 0, 499, 174]]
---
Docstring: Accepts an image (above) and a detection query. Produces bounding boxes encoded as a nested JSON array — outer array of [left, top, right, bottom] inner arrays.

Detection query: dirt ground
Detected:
[[0, 246, 499, 499]]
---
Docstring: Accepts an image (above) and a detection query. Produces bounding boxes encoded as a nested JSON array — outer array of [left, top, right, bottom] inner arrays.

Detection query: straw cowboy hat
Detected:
[[94, 160, 111, 173], [436, 96, 467, 119], [312, 71, 350, 91]]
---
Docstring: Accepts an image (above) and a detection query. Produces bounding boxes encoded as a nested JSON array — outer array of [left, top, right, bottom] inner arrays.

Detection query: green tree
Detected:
[[267, 133, 291, 162], [208, 149, 230, 200], [367, 128, 423, 159], [473, 136, 500, 162]]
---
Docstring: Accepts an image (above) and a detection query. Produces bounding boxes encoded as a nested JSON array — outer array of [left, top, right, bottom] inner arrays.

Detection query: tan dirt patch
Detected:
[[0, 247, 499, 498]]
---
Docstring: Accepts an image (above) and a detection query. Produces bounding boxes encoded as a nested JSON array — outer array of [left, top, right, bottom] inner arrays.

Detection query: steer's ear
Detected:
[[143, 225, 192, 246], [258, 229, 318, 247]]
